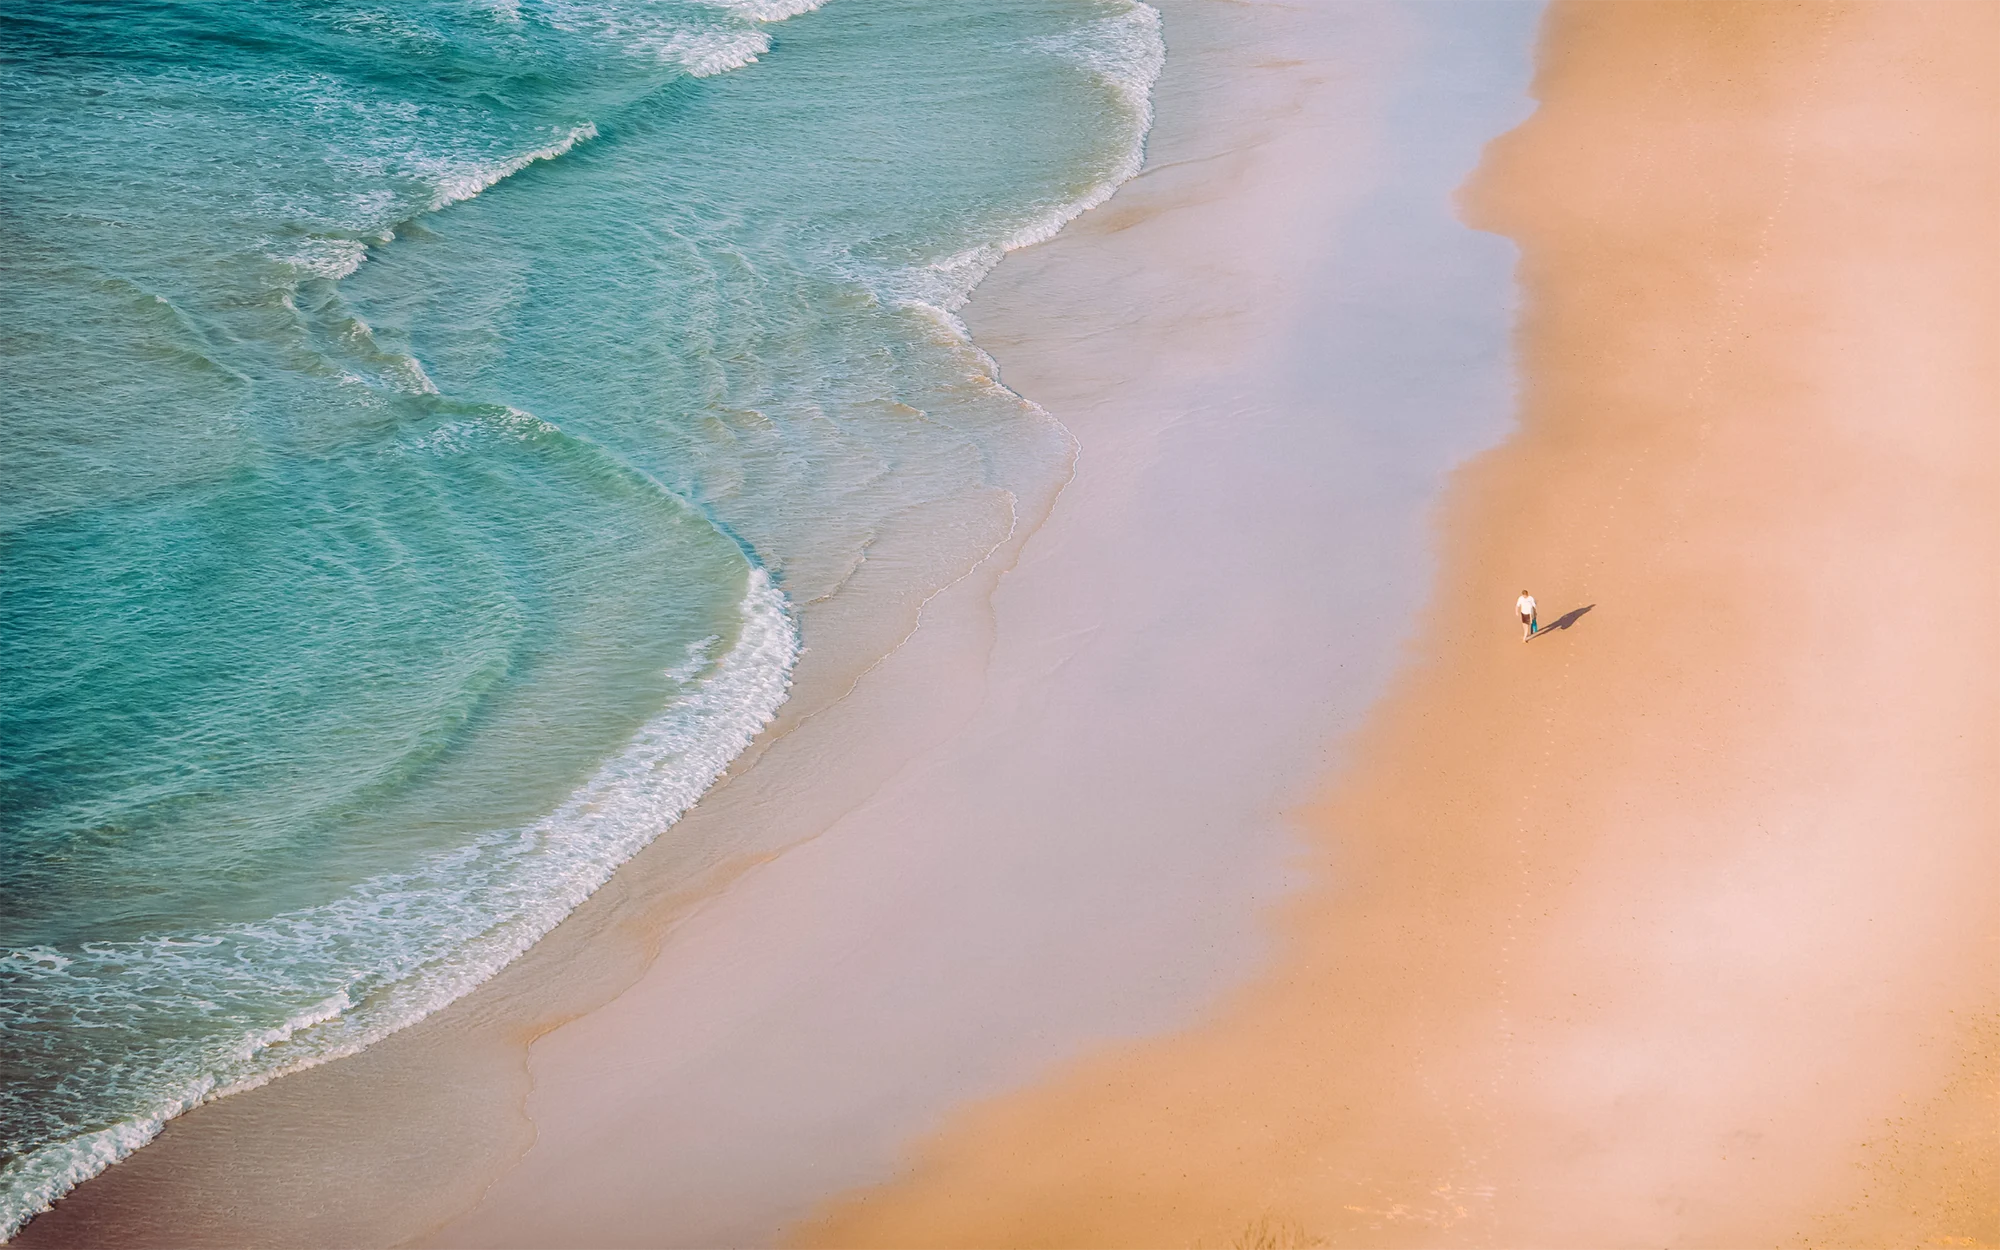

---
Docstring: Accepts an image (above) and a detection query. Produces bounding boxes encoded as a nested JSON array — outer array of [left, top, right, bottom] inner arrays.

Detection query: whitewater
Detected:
[[0, 0, 1162, 1236]]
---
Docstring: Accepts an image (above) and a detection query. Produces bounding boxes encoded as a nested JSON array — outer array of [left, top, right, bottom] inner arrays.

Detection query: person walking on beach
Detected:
[[1517, 589, 1539, 641]]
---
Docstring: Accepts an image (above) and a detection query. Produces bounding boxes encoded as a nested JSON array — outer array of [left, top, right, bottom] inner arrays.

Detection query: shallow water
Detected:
[[0, 0, 1160, 1231]]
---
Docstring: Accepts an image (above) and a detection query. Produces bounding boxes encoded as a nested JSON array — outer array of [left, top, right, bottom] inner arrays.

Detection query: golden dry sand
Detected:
[[799, 3, 2000, 1245]]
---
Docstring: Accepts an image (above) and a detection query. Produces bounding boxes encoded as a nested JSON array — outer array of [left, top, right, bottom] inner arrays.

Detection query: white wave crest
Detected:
[[698, 0, 828, 20], [276, 237, 370, 281], [426, 122, 598, 212], [543, 0, 784, 76], [1008, 1, 1165, 251], [661, 27, 770, 77], [0, 566, 798, 1240], [228, 992, 353, 1064], [1029, 0, 1166, 121], [0, 1115, 188, 1247], [857, 1, 1164, 332]]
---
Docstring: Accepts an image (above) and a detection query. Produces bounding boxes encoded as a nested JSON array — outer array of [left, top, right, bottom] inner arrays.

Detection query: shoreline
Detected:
[[804, 2, 2000, 1245], [12, 3, 1544, 1245]]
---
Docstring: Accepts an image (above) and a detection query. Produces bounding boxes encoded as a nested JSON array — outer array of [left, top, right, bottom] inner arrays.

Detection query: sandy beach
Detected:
[[805, 2, 2000, 1245], [16, 3, 1993, 1247], [14, 3, 1540, 1245]]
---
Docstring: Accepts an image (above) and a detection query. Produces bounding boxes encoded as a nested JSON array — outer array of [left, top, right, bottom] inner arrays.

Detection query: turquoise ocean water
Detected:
[[0, 0, 1161, 1233]]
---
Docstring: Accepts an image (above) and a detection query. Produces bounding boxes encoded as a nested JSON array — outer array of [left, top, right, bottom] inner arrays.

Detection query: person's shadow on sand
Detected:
[[1532, 604, 1594, 639]]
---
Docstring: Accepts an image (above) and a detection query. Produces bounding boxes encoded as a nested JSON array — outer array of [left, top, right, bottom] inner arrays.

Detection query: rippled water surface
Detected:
[[0, 0, 1161, 1231]]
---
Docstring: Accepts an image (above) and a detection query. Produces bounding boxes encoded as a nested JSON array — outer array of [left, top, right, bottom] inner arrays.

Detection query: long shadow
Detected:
[[1532, 604, 1594, 639]]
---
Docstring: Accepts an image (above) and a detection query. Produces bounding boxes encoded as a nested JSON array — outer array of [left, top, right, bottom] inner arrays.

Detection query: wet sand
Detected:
[[803, 2, 2000, 1246], [14, 3, 1542, 1246]]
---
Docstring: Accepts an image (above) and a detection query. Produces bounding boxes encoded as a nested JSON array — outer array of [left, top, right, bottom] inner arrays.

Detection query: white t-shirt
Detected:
[[1517, 594, 1536, 618]]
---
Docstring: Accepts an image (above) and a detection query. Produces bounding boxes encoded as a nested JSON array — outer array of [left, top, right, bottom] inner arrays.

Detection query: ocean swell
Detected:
[[0, 0, 1167, 1239], [0, 7, 799, 1229], [0, 570, 798, 1238]]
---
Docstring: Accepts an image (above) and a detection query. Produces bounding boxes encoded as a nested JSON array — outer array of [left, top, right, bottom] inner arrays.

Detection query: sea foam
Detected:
[[541, 0, 794, 76], [700, 0, 830, 21], [1010, 2, 1166, 250], [863, 2, 1165, 333], [658, 28, 770, 77], [0, 568, 798, 1239], [2, 0, 1163, 1236], [426, 122, 599, 212]]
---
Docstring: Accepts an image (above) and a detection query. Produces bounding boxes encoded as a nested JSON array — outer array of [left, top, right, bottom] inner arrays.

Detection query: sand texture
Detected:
[[802, 3, 2000, 1246], [10, 5, 1540, 1247]]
